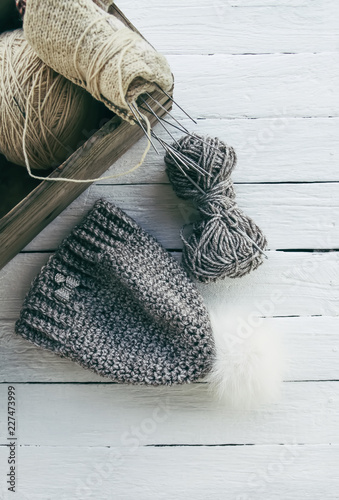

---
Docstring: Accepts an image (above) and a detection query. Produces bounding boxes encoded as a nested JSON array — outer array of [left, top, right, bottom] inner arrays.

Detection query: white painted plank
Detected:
[[167, 53, 339, 119], [0, 320, 103, 383], [1, 251, 338, 320], [98, 118, 339, 184], [0, 382, 338, 447], [115, 0, 339, 54], [0, 3, 337, 499], [1, 317, 338, 383], [19, 183, 339, 251], [0, 444, 338, 500]]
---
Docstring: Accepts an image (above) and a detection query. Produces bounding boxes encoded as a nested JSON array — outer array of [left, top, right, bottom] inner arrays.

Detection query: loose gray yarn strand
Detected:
[[164, 134, 267, 282]]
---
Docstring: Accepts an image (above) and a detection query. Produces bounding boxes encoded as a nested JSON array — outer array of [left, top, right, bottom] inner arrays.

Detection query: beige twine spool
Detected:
[[0, 28, 152, 183], [23, 0, 173, 123], [0, 29, 99, 171]]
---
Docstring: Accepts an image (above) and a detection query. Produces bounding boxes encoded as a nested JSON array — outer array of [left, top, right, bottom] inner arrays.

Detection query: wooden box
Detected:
[[0, 0, 172, 270]]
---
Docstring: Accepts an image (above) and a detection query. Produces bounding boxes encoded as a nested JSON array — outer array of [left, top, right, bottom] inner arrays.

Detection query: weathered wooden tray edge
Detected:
[[0, 3, 173, 270]]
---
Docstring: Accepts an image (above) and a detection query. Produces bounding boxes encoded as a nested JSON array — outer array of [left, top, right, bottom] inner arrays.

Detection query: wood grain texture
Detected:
[[97, 118, 339, 184], [0, 445, 338, 499], [166, 53, 339, 120], [0, 0, 173, 271], [115, 0, 339, 54], [0, 90, 171, 271], [0, 382, 338, 447], [14, 182, 339, 251], [0, 1, 338, 498]]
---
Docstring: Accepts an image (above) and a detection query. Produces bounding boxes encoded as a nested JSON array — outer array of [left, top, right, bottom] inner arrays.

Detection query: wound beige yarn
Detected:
[[0, 29, 99, 171], [23, 0, 174, 124]]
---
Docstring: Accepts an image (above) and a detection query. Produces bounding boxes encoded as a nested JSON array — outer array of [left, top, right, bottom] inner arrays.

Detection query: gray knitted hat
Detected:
[[15, 198, 283, 405], [15, 199, 215, 385]]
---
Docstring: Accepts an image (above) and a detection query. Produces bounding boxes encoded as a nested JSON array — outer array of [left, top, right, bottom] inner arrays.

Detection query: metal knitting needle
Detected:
[[159, 138, 212, 178], [168, 153, 206, 197], [133, 107, 191, 174], [136, 98, 268, 259], [165, 144, 208, 179], [147, 94, 222, 157], [130, 102, 187, 167], [139, 97, 180, 147], [133, 101, 212, 177], [144, 94, 225, 155], [236, 228, 268, 259], [127, 102, 160, 154], [154, 114, 190, 134], [165, 153, 268, 258], [140, 107, 204, 151], [155, 135, 206, 196], [158, 116, 225, 156], [193, 134, 226, 155], [152, 132, 185, 167], [158, 140, 268, 259], [145, 92, 190, 134], [138, 103, 203, 172], [158, 117, 225, 156], [130, 102, 186, 167], [140, 108, 267, 258], [155, 83, 197, 125], [136, 106, 212, 176], [157, 137, 268, 257], [150, 127, 211, 178], [132, 101, 217, 180]]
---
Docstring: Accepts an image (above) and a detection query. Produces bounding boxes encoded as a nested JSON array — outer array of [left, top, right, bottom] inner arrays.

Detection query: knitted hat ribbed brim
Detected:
[[15, 199, 214, 385]]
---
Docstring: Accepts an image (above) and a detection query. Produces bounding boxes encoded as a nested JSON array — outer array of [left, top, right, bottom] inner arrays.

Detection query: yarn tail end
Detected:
[[206, 305, 285, 409]]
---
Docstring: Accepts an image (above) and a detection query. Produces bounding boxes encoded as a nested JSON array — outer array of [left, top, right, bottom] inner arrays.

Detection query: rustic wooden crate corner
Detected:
[[0, 2, 173, 270]]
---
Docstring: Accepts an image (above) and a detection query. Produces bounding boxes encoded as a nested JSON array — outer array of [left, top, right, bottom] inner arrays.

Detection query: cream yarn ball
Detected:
[[0, 29, 99, 171]]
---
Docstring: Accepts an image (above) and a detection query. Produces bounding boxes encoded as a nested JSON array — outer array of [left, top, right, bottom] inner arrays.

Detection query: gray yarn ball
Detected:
[[164, 134, 267, 282]]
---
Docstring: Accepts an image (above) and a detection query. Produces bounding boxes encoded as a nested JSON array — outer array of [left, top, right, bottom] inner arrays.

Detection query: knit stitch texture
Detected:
[[15, 199, 214, 385], [23, 0, 173, 123]]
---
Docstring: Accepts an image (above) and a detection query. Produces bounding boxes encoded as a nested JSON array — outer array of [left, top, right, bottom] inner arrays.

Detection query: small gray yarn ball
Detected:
[[164, 134, 267, 282]]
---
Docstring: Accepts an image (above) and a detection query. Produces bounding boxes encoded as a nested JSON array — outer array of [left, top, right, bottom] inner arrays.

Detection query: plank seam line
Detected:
[[0, 380, 338, 385], [16, 249, 339, 255], [165, 51, 339, 57], [94, 181, 339, 186], [0, 443, 336, 449], [163, 52, 339, 57]]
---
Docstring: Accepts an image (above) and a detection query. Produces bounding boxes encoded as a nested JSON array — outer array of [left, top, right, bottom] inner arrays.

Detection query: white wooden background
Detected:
[[1, 0, 339, 498]]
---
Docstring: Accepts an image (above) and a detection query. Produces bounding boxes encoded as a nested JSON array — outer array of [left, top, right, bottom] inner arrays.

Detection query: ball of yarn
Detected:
[[0, 29, 99, 170], [23, 0, 173, 124], [164, 134, 267, 282]]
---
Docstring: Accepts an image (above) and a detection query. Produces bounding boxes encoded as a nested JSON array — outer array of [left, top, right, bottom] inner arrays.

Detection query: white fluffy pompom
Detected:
[[206, 305, 284, 409]]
